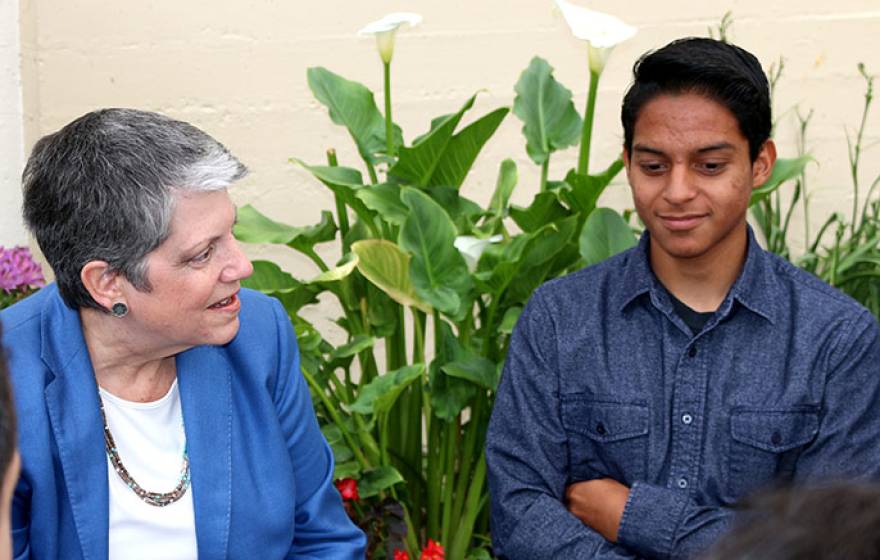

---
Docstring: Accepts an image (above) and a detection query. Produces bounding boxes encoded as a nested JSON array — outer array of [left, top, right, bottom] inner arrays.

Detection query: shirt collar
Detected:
[[617, 226, 779, 324]]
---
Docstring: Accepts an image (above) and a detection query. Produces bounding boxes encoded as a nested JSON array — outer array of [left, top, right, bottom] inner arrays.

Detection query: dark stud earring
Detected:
[[111, 302, 129, 318]]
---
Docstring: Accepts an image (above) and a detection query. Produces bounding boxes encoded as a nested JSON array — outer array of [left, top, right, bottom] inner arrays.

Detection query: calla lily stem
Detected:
[[384, 61, 395, 158], [578, 69, 600, 175]]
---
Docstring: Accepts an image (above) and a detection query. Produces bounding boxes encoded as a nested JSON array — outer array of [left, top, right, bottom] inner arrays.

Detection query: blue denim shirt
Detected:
[[487, 229, 880, 559]]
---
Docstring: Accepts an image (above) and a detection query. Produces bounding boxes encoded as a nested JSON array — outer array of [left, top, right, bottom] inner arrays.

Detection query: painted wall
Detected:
[[9, 1, 880, 273], [0, 0, 25, 246]]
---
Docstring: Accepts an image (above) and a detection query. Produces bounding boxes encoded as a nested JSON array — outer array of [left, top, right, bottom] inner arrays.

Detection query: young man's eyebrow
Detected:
[[632, 144, 666, 156], [696, 142, 735, 153]]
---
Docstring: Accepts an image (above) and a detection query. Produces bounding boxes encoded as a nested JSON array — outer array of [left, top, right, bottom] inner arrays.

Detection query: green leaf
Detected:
[[356, 183, 408, 226], [310, 253, 358, 283], [329, 441, 353, 463], [750, 155, 814, 206], [306, 67, 401, 164], [513, 56, 582, 165], [321, 424, 344, 444], [234, 205, 337, 254], [425, 187, 484, 233], [559, 159, 624, 216], [579, 207, 638, 267], [358, 466, 405, 498], [431, 107, 509, 189], [348, 364, 425, 415], [330, 334, 375, 360], [334, 461, 360, 480], [442, 356, 499, 391], [489, 159, 518, 219], [242, 260, 302, 293], [509, 192, 571, 233], [499, 306, 522, 334], [398, 188, 472, 315], [291, 160, 379, 236], [429, 322, 476, 420], [352, 239, 432, 313]]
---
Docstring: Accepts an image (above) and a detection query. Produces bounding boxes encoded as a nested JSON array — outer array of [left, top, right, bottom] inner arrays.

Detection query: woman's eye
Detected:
[[191, 245, 214, 264]]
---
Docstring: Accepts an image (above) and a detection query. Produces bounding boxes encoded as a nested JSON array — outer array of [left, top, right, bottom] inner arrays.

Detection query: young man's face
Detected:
[[623, 92, 775, 263]]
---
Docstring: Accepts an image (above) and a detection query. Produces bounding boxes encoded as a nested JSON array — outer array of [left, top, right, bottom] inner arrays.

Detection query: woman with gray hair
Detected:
[[0, 108, 366, 559]]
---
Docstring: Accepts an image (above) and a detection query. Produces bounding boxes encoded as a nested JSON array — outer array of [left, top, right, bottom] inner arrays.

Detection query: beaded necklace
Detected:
[[99, 398, 191, 507]]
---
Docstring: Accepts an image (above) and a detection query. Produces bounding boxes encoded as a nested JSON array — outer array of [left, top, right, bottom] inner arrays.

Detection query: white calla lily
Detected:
[[553, 0, 636, 74], [454, 235, 503, 272], [358, 12, 422, 64]]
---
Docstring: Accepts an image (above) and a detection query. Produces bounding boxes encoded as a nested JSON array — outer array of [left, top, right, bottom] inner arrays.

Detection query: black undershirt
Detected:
[[669, 294, 715, 335]]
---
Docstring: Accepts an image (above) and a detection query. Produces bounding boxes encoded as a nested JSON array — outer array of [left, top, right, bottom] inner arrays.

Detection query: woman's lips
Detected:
[[209, 292, 239, 311]]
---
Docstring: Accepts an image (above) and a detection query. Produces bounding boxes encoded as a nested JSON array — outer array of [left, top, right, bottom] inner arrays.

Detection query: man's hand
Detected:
[[565, 478, 630, 542]]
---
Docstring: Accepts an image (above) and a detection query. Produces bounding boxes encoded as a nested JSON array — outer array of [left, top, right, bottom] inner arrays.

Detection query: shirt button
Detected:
[[677, 478, 688, 489], [595, 422, 607, 436], [771, 431, 782, 445], [688, 346, 698, 358], [682, 414, 693, 425]]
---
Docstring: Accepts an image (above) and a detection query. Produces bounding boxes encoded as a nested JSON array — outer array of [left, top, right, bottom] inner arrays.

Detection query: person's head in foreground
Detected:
[[621, 36, 776, 277], [704, 483, 880, 560], [3, 108, 364, 558], [0, 325, 17, 560]]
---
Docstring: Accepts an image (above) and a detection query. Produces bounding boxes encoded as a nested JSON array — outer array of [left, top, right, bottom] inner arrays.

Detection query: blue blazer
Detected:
[[1, 285, 366, 559]]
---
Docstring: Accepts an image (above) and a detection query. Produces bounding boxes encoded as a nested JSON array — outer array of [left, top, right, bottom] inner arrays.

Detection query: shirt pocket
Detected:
[[560, 397, 650, 484], [727, 407, 819, 500]]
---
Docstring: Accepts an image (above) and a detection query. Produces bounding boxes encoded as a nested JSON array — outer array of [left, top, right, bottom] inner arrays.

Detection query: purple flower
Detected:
[[0, 246, 46, 293]]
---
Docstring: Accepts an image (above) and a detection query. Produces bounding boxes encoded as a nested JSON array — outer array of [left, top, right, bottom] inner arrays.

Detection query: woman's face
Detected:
[[120, 189, 253, 352]]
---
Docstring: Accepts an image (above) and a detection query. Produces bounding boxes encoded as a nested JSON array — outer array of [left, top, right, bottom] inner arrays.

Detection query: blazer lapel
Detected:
[[177, 346, 232, 559], [42, 295, 109, 560]]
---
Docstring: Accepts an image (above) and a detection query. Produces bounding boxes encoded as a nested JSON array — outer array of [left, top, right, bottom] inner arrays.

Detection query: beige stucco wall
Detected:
[[0, 0, 26, 246], [6, 1, 880, 272]]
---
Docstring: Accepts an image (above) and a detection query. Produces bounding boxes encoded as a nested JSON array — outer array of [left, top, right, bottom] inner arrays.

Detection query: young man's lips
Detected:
[[659, 214, 707, 231]]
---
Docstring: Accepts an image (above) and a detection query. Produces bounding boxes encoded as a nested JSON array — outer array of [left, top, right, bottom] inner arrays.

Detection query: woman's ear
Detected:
[[752, 139, 778, 189], [80, 261, 123, 312]]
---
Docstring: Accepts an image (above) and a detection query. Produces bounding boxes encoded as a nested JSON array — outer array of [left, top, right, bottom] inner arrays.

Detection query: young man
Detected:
[[486, 37, 880, 558]]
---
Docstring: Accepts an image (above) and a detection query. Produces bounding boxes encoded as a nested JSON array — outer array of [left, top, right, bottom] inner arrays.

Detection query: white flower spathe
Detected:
[[358, 12, 423, 64], [454, 235, 503, 272], [553, 0, 636, 74]]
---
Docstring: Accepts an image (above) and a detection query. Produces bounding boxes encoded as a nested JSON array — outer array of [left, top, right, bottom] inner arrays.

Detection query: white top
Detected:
[[99, 380, 198, 560]]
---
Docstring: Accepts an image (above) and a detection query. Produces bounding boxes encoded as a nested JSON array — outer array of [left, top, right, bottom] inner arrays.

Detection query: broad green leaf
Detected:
[[579, 207, 638, 267], [425, 187, 484, 233], [398, 188, 472, 315], [334, 461, 360, 480], [306, 67, 401, 164], [291, 160, 380, 236], [242, 260, 302, 293], [750, 155, 814, 206], [359, 465, 405, 498], [559, 159, 624, 216], [442, 356, 499, 391], [330, 334, 375, 360], [499, 306, 522, 334], [234, 205, 337, 254], [390, 95, 478, 187], [310, 253, 358, 283], [431, 107, 509, 189], [328, 440, 353, 463], [509, 192, 571, 233], [489, 159, 518, 219], [356, 183, 408, 226], [429, 321, 476, 420], [348, 364, 425, 415], [513, 57, 582, 165], [352, 239, 432, 313], [321, 425, 343, 444]]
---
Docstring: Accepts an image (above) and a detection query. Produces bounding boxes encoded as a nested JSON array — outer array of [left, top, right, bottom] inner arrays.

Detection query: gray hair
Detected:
[[22, 108, 248, 310]]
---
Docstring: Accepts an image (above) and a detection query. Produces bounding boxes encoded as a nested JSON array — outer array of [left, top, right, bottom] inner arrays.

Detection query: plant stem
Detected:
[[540, 158, 549, 192], [448, 453, 488, 559], [301, 368, 371, 469], [326, 149, 350, 253], [577, 70, 600, 176], [384, 60, 395, 158]]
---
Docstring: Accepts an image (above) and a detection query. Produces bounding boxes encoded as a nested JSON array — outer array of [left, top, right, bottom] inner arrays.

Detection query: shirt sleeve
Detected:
[[268, 299, 367, 559], [486, 291, 640, 559], [618, 310, 880, 559]]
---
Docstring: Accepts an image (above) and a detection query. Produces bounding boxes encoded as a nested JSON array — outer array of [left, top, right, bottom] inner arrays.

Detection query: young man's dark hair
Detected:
[[621, 37, 772, 161], [705, 483, 880, 559]]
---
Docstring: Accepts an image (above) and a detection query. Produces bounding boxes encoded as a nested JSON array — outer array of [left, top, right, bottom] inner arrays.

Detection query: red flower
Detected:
[[420, 539, 445, 560], [334, 478, 360, 501], [393, 550, 411, 560]]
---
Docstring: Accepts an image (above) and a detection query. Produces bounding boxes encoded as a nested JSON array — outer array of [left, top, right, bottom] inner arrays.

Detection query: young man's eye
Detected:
[[639, 162, 667, 175], [698, 161, 727, 174]]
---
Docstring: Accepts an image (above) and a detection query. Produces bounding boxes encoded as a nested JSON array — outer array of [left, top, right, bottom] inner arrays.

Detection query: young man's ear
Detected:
[[80, 261, 124, 311], [752, 139, 777, 189]]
